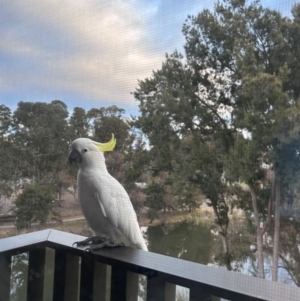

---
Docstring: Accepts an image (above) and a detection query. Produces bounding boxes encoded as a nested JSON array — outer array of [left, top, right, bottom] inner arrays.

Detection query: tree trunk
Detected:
[[256, 231, 265, 278], [219, 229, 232, 271], [58, 185, 62, 201], [212, 203, 232, 271], [272, 179, 281, 281], [248, 183, 268, 278]]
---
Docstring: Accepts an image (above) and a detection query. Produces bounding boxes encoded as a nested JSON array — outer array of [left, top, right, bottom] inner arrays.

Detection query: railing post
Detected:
[[27, 248, 46, 301], [0, 254, 11, 301], [165, 282, 176, 301], [110, 265, 127, 301], [93, 262, 110, 301], [189, 284, 212, 301], [146, 272, 166, 301], [80, 255, 94, 301], [64, 253, 81, 301], [53, 249, 67, 301], [126, 271, 139, 301], [43, 248, 55, 301]]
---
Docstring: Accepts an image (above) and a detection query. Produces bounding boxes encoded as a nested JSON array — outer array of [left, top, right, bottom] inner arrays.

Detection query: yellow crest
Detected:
[[92, 134, 116, 152]]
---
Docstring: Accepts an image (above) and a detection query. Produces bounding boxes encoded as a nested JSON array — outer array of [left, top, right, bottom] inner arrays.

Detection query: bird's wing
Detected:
[[93, 173, 146, 248]]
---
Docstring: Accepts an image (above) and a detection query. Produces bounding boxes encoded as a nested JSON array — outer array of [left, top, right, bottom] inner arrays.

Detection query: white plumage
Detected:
[[69, 136, 147, 251]]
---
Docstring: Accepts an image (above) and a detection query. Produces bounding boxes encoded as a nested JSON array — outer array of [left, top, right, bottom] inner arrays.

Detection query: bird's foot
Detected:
[[73, 236, 125, 252], [72, 236, 107, 247], [84, 241, 125, 252]]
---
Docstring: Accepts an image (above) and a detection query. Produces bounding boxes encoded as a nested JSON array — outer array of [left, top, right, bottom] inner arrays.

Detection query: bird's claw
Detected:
[[73, 236, 125, 252], [72, 236, 106, 248], [72, 241, 87, 247], [84, 242, 125, 252]]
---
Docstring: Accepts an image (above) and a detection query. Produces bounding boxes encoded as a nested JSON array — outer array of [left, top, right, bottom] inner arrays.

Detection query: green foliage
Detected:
[[15, 184, 60, 229], [124, 135, 151, 185], [69, 107, 90, 139], [0, 182, 13, 198], [172, 134, 229, 216], [144, 181, 165, 210], [0, 99, 150, 224], [12, 101, 69, 183], [279, 217, 300, 285], [134, 49, 233, 218], [225, 133, 265, 184], [88, 105, 131, 151], [182, 0, 300, 208], [0, 105, 12, 136], [172, 180, 201, 211], [0, 100, 142, 204], [133, 0, 300, 274], [0, 105, 21, 186]]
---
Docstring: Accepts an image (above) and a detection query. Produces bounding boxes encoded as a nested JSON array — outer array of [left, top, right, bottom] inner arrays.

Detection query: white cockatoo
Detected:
[[69, 134, 147, 251]]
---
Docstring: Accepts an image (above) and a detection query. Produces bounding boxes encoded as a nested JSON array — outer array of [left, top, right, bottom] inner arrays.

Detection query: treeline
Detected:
[[0, 102, 146, 209], [0, 102, 146, 227], [1, 0, 300, 283]]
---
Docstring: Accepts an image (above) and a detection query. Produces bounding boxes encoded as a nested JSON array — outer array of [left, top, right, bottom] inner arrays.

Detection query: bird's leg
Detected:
[[72, 235, 107, 247], [84, 241, 125, 252], [73, 236, 125, 251]]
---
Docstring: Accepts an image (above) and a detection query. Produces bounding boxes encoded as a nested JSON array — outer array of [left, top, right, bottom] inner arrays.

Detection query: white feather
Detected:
[[94, 192, 107, 217]]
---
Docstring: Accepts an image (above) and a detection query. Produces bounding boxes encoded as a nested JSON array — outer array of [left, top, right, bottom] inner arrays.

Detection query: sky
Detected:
[[1, 0, 298, 117]]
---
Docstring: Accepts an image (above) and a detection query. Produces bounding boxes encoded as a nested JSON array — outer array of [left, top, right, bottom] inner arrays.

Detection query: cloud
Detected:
[[1, 0, 297, 114], [0, 0, 167, 110]]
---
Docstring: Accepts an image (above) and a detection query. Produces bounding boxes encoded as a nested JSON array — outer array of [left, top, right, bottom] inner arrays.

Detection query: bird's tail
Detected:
[[138, 240, 148, 251]]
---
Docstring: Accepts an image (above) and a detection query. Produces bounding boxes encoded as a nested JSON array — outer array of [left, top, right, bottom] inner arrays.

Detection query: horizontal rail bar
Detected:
[[1, 229, 299, 301]]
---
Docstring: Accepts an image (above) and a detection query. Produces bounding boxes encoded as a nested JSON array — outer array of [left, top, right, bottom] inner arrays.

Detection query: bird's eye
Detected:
[[83, 149, 88, 153]]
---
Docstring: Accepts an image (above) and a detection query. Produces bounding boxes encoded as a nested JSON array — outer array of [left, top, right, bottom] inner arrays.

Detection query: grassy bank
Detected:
[[0, 206, 245, 239]]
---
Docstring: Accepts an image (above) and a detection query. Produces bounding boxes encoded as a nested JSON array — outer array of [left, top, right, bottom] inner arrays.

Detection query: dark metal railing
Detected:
[[1, 229, 299, 301]]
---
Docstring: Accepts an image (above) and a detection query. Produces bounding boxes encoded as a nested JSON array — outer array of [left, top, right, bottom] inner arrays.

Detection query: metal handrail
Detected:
[[1, 229, 299, 301]]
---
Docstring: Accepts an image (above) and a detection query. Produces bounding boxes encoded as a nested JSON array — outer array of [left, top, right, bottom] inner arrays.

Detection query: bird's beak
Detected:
[[69, 149, 82, 164]]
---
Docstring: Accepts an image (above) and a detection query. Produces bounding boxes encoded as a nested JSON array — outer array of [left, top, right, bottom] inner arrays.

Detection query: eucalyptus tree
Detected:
[[0, 104, 30, 196], [172, 132, 233, 270], [135, 0, 300, 277], [0, 104, 12, 136], [134, 49, 234, 269], [84, 106, 133, 181], [183, 0, 300, 279], [15, 184, 60, 229], [0, 105, 15, 199], [69, 107, 90, 139], [12, 100, 70, 198], [122, 131, 151, 212], [0, 105, 13, 181]]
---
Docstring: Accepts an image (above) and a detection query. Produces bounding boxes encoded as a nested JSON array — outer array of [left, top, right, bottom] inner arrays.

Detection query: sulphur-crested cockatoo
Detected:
[[69, 134, 147, 251]]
